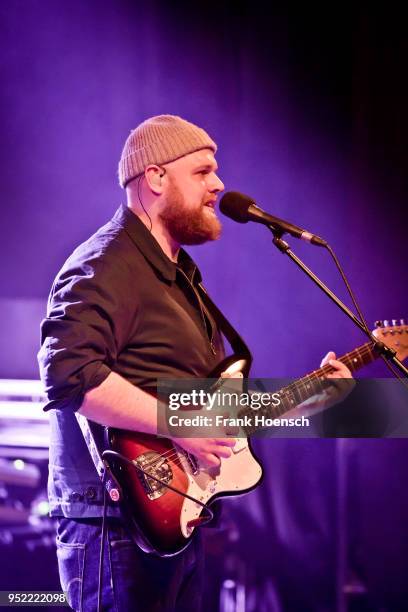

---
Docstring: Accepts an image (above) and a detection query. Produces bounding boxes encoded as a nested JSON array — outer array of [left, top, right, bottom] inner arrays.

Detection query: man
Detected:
[[38, 115, 351, 611]]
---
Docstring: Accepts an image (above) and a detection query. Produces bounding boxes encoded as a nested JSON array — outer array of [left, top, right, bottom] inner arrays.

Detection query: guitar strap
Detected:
[[197, 282, 253, 372]]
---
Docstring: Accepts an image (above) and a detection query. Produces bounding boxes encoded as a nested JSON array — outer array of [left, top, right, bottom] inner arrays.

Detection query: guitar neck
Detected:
[[240, 340, 380, 434]]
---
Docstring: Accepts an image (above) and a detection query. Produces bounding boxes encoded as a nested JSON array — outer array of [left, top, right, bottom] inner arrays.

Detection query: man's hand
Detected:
[[318, 349, 355, 411], [171, 368, 243, 468], [320, 350, 351, 379], [285, 350, 355, 419], [176, 437, 236, 469]]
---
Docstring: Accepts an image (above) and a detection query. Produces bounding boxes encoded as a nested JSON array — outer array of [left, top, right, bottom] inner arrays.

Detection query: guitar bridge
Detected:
[[134, 451, 173, 500]]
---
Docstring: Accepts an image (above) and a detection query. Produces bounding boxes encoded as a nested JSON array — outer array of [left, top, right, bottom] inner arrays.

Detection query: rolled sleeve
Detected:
[[38, 253, 133, 411]]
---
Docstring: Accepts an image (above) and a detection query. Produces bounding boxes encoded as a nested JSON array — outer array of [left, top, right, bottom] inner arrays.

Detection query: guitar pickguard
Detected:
[[177, 438, 263, 537]]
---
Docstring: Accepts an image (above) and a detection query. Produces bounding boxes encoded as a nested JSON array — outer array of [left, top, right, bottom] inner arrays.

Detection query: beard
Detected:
[[159, 179, 222, 245]]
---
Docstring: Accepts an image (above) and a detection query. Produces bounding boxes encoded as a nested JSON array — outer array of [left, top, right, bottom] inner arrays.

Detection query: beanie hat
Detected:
[[118, 114, 217, 188]]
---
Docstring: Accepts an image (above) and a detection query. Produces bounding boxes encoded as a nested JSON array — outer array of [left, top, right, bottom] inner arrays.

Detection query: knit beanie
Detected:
[[118, 114, 217, 188]]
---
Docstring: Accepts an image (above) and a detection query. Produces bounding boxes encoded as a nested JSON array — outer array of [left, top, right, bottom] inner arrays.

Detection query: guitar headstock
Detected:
[[372, 319, 408, 362]]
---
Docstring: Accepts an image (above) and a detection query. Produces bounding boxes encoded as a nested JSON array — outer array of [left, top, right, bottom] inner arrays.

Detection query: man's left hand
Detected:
[[315, 350, 355, 411], [320, 350, 352, 378], [286, 350, 355, 419]]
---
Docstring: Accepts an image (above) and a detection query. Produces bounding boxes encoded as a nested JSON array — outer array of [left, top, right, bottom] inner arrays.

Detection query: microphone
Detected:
[[219, 191, 327, 247]]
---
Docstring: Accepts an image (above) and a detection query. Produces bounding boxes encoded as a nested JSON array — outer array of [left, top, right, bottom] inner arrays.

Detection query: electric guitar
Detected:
[[77, 321, 408, 556]]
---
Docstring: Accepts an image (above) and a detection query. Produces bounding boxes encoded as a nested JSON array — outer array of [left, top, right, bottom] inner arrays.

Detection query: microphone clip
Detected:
[[269, 226, 290, 254]]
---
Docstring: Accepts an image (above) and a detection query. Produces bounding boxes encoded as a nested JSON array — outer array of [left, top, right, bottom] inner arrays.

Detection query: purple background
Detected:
[[1, 1, 407, 608], [1, 1, 406, 379]]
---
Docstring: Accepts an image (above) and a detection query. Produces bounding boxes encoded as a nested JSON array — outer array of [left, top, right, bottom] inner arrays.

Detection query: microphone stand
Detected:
[[270, 230, 408, 378], [270, 229, 407, 612]]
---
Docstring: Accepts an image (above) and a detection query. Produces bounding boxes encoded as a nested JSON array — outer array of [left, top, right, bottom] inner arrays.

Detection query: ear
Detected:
[[145, 165, 165, 195]]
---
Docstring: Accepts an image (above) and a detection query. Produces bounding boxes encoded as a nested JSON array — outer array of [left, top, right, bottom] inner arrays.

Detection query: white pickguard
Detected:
[[178, 438, 262, 538]]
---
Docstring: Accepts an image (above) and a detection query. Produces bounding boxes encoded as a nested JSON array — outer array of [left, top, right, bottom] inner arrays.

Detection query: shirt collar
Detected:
[[113, 204, 201, 284]]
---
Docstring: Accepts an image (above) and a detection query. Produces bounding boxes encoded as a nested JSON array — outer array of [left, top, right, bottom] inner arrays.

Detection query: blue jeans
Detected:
[[56, 517, 204, 612]]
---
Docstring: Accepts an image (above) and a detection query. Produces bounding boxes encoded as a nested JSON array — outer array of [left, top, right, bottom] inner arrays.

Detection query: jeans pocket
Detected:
[[56, 538, 85, 612]]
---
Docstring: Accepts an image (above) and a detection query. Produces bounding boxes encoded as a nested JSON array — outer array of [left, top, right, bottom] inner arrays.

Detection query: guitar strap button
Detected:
[[109, 488, 121, 502]]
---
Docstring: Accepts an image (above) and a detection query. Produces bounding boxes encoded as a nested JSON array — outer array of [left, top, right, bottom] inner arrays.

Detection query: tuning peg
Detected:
[[392, 319, 398, 326], [383, 320, 389, 327], [400, 319, 406, 326], [375, 320, 383, 328]]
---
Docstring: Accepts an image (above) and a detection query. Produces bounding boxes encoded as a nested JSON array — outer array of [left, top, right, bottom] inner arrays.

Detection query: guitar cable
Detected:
[[97, 469, 108, 612], [93, 448, 216, 610]]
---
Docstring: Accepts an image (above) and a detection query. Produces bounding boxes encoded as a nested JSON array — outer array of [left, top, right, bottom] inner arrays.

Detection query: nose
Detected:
[[210, 173, 225, 194]]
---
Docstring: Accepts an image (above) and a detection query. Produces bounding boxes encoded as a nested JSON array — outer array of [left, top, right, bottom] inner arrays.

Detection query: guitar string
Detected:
[[136, 339, 397, 472]]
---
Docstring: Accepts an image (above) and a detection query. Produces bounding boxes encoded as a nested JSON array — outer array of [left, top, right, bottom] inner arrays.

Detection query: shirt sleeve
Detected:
[[38, 252, 135, 412]]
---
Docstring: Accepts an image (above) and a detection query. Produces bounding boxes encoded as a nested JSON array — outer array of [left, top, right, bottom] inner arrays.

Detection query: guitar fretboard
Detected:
[[238, 341, 380, 435]]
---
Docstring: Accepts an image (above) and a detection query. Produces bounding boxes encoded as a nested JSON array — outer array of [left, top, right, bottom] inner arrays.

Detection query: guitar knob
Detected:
[[375, 320, 383, 328]]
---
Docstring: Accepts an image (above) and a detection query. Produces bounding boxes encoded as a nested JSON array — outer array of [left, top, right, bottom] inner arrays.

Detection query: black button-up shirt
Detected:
[[38, 204, 225, 518]]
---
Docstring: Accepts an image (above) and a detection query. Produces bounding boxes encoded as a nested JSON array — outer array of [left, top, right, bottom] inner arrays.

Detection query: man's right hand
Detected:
[[175, 437, 236, 468], [170, 369, 243, 468]]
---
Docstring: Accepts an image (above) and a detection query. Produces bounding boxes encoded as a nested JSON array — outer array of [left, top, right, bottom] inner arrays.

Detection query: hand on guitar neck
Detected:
[[285, 350, 355, 419]]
